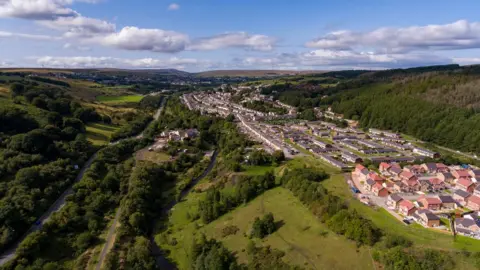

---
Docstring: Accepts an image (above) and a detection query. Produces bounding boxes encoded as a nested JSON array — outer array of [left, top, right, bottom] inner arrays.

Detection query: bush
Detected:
[[221, 225, 239, 238]]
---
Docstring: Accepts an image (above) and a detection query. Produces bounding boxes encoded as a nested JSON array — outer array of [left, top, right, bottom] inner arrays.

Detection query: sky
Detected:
[[1, 0, 480, 71]]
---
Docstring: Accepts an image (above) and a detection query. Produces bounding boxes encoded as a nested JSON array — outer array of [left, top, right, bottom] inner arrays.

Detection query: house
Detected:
[[455, 218, 480, 232], [467, 195, 480, 211], [414, 209, 441, 227], [379, 162, 391, 173], [428, 178, 446, 191], [456, 178, 475, 193], [399, 171, 420, 191], [341, 151, 363, 163], [436, 163, 449, 173], [404, 165, 425, 175], [452, 170, 472, 180], [364, 179, 376, 191], [399, 200, 417, 216], [469, 169, 480, 179], [419, 179, 432, 192], [439, 195, 457, 210], [368, 172, 385, 184], [437, 172, 455, 184], [421, 163, 438, 174], [417, 196, 442, 211], [389, 166, 403, 179], [372, 183, 389, 197], [400, 171, 418, 182], [475, 185, 480, 197], [354, 164, 369, 181], [453, 190, 472, 207], [387, 194, 404, 210]]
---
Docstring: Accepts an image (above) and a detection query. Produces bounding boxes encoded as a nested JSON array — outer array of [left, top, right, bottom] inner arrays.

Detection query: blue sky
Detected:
[[1, 0, 480, 71]]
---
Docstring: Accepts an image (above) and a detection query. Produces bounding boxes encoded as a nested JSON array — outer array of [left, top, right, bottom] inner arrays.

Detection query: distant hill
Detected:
[[195, 69, 326, 77]]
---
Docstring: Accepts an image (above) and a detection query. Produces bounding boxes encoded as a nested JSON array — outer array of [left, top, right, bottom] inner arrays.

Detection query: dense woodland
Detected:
[[0, 81, 102, 254]]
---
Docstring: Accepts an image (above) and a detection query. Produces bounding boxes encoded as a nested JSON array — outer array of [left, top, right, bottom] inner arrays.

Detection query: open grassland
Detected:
[[96, 95, 143, 104], [86, 123, 120, 145], [323, 174, 480, 253], [157, 187, 373, 270], [135, 149, 171, 164]]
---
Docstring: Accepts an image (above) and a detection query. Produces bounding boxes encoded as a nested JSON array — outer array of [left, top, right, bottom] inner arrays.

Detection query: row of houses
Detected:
[[369, 128, 401, 139], [319, 154, 348, 170]]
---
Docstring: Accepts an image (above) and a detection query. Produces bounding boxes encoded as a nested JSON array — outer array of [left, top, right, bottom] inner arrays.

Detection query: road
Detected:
[[95, 207, 122, 270], [150, 149, 219, 270], [0, 96, 167, 267]]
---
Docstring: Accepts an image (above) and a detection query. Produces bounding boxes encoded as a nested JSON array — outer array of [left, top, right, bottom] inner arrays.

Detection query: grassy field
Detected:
[[96, 95, 143, 104], [157, 187, 373, 270], [86, 123, 120, 145], [240, 165, 277, 176], [135, 149, 171, 164]]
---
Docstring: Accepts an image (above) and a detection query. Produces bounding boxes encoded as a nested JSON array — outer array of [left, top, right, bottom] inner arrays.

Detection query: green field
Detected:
[[96, 95, 143, 104], [86, 123, 120, 145], [157, 187, 373, 270]]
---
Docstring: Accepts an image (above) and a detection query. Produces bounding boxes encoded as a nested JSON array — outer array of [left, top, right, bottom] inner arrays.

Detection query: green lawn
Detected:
[[240, 165, 276, 176], [95, 95, 143, 104], [135, 150, 171, 164], [157, 187, 373, 270], [86, 123, 120, 145]]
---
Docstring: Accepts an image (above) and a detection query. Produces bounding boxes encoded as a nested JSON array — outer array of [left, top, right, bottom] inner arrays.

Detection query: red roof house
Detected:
[[399, 200, 417, 216], [457, 178, 476, 193]]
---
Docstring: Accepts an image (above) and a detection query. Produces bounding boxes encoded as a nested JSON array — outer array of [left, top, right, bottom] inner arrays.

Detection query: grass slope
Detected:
[[96, 95, 143, 104], [157, 187, 373, 270], [86, 123, 120, 145]]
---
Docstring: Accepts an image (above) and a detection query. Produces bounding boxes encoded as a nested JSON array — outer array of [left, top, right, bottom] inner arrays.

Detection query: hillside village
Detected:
[[182, 87, 480, 242]]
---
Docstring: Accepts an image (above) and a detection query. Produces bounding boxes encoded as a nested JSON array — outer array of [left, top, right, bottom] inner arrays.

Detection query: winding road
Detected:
[[150, 149, 219, 270], [0, 96, 167, 266]]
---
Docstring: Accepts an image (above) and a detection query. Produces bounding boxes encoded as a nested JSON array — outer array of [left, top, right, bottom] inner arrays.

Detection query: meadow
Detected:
[[85, 123, 120, 145], [96, 95, 143, 104]]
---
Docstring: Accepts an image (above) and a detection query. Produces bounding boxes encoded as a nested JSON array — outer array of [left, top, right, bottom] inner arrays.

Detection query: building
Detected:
[[417, 196, 442, 211], [421, 163, 439, 174], [414, 209, 441, 227], [372, 183, 389, 197], [439, 195, 457, 210], [319, 154, 348, 170], [364, 179, 376, 191], [437, 172, 455, 184], [428, 178, 446, 191], [399, 200, 417, 216], [454, 190, 472, 207], [369, 128, 401, 139], [341, 151, 363, 163], [369, 156, 425, 164], [457, 178, 475, 193], [380, 141, 411, 151], [455, 218, 480, 233], [469, 169, 480, 179], [452, 170, 472, 180], [387, 194, 404, 210], [412, 147, 440, 159], [379, 162, 391, 173], [467, 195, 480, 211], [475, 185, 480, 197], [312, 140, 332, 149], [354, 164, 369, 181]]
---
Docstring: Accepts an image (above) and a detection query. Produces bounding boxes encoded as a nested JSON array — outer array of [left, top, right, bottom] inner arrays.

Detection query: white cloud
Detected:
[[32, 55, 212, 69], [235, 49, 452, 70], [63, 42, 90, 51], [189, 32, 277, 51], [0, 0, 78, 20], [0, 30, 57, 40], [307, 20, 480, 53], [452, 57, 480, 65], [39, 15, 115, 38], [99, 26, 189, 53], [167, 3, 179, 11]]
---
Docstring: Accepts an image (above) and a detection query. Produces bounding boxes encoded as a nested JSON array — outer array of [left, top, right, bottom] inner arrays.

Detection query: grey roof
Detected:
[[456, 218, 477, 228], [425, 163, 437, 171], [439, 195, 455, 203], [390, 167, 403, 174], [389, 194, 403, 202], [366, 179, 376, 185], [417, 209, 440, 221], [454, 189, 472, 198]]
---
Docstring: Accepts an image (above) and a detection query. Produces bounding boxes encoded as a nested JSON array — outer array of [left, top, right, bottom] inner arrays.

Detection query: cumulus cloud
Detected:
[[99, 26, 189, 53], [189, 32, 277, 51], [167, 3, 179, 11], [32, 55, 211, 69], [306, 20, 480, 53], [0, 0, 78, 20], [39, 15, 115, 38]]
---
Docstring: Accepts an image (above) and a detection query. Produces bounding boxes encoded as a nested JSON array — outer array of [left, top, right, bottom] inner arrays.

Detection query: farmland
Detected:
[[85, 123, 120, 145], [96, 95, 144, 104]]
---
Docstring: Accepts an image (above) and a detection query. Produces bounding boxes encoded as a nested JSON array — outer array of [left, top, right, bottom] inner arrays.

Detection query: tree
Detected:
[[272, 150, 285, 163], [10, 83, 25, 96]]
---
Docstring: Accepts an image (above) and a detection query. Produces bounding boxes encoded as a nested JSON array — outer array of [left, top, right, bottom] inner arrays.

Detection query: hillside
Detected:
[[268, 64, 480, 155]]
